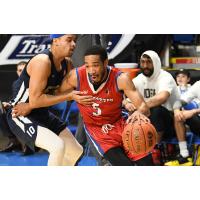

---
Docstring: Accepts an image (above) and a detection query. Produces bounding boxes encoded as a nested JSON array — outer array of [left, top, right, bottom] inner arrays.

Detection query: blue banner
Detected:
[[0, 35, 50, 65]]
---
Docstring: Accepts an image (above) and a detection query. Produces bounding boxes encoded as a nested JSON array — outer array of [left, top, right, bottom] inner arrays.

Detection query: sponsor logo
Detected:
[[0, 35, 50, 65], [92, 96, 113, 103]]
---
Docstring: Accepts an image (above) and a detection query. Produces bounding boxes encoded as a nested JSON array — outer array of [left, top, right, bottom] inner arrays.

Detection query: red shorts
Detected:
[[84, 118, 148, 161]]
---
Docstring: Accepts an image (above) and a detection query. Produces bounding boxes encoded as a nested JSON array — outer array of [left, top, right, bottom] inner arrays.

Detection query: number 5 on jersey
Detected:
[[92, 103, 101, 116]]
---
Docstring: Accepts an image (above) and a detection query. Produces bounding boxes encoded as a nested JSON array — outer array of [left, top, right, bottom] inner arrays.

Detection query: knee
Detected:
[[49, 137, 65, 155]]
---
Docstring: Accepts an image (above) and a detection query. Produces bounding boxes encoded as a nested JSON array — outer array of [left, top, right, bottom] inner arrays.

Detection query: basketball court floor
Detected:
[[0, 151, 98, 166]]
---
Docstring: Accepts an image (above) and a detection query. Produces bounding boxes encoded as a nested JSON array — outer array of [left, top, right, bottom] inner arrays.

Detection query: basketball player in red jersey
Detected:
[[58, 46, 154, 166]]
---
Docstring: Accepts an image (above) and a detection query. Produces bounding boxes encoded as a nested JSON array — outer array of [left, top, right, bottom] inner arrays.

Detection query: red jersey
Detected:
[[76, 66, 148, 161], [76, 66, 123, 126]]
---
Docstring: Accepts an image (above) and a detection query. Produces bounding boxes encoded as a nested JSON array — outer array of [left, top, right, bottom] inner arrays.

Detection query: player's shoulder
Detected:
[[31, 54, 51, 65], [27, 54, 51, 76], [116, 71, 131, 84]]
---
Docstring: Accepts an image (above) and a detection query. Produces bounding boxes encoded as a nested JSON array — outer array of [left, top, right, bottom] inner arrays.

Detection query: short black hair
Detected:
[[84, 45, 108, 63], [175, 68, 190, 78]]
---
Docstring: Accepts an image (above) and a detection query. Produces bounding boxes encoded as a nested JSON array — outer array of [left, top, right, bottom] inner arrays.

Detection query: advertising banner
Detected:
[[0, 35, 50, 65]]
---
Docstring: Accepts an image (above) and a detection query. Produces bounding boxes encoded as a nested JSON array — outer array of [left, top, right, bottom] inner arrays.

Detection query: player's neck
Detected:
[[50, 47, 65, 71]]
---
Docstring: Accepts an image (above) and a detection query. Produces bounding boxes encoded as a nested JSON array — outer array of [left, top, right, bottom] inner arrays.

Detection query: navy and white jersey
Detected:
[[10, 49, 68, 106], [6, 49, 69, 151]]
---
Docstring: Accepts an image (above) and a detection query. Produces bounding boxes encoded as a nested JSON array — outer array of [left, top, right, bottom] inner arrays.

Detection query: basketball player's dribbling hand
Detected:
[[12, 103, 32, 118], [126, 110, 150, 124], [72, 91, 94, 106]]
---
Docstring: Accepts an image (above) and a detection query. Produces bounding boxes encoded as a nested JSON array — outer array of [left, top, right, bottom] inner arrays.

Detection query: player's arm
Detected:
[[27, 55, 75, 109], [57, 68, 93, 104], [117, 73, 150, 116], [57, 68, 77, 93], [12, 66, 92, 117], [12, 55, 73, 117]]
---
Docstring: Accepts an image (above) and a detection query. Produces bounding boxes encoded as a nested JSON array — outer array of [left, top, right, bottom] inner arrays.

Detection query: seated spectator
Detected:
[[3, 61, 27, 109], [124, 50, 181, 165], [165, 80, 200, 166], [175, 68, 200, 109], [1, 61, 32, 154]]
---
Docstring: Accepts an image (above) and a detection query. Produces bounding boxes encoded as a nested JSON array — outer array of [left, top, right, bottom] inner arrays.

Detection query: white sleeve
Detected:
[[132, 75, 141, 89], [157, 76, 175, 94], [181, 81, 200, 103]]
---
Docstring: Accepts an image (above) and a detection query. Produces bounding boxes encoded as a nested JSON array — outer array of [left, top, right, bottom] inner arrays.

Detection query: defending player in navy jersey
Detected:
[[6, 34, 93, 166]]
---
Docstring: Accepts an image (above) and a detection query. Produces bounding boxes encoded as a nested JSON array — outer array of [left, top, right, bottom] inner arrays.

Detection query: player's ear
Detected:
[[53, 38, 59, 46]]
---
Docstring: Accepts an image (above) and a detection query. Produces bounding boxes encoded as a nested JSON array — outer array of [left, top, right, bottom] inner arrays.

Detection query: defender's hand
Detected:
[[12, 103, 32, 117], [72, 91, 93, 106]]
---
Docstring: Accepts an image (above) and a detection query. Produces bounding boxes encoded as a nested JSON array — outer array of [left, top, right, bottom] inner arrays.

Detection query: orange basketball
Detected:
[[122, 118, 157, 156]]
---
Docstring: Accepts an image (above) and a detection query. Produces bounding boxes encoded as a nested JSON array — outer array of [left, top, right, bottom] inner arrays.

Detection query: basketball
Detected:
[[122, 115, 157, 155]]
